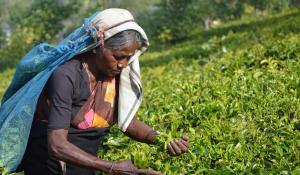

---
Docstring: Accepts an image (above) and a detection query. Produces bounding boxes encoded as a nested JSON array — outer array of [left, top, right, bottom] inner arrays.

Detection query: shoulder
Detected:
[[52, 58, 82, 82], [54, 58, 81, 75], [47, 58, 84, 94], [46, 59, 83, 99]]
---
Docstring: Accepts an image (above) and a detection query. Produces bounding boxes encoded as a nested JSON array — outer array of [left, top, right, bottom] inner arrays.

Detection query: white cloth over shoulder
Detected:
[[82, 8, 149, 132]]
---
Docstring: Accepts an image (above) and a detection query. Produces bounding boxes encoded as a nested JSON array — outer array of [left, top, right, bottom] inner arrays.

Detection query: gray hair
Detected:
[[105, 30, 143, 50]]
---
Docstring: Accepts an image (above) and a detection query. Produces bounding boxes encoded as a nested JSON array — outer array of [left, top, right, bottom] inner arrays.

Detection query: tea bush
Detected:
[[98, 12, 300, 174]]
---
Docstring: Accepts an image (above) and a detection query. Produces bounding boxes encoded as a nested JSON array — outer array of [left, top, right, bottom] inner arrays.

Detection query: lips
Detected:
[[111, 69, 121, 75], [113, 70, 121, 73]]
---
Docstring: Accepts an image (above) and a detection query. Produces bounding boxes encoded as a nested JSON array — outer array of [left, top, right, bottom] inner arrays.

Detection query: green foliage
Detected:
[[96, 11, 300, 174], [246, 0, 291, 15], [0, 0, 81, 73], [19, 0, 78, 42], [0, 160, 8, 174], [214, 0, 246, 20], [139, 0, 195, 44], [0, 29, 5, 48], [139, 0, 299, 45]]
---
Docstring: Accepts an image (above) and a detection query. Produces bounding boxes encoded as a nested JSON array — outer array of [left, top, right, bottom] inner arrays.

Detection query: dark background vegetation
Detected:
[[0, 0, 299, 73]]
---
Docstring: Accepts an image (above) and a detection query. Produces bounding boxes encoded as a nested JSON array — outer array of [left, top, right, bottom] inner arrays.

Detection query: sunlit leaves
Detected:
[[99, 13, 300, 174]]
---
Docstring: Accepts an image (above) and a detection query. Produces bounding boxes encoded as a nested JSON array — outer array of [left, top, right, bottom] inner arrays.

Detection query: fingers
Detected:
[[136, 168, 162, 175], [181, 134, 189, 141], [169, 140, 182, 155], [113, 160, 138, 175], [167, 142, 176, 156], [167, 136, 190, 156], [175, 139, 188, 152], [179, 138, 189, 148]]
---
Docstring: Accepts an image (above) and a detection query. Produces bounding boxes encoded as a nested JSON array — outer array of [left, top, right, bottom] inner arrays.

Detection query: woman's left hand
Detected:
[[167, 134, 190, 156]]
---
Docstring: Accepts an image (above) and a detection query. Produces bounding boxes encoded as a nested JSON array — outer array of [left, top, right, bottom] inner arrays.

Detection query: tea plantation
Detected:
[[98, 11, 300, 175], [1, 11, 300, 175]]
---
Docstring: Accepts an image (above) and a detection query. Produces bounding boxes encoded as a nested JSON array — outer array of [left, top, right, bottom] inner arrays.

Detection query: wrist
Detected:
[[153, 131, 168, 149], [108, 162, 115, 174], [144, 129, 157, 144], [93, 160, 114, 172], [154, 131, 177, 151]]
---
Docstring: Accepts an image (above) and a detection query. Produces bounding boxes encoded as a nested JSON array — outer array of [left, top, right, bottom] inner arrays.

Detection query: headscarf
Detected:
[[0, 8, 148, 173], [81, 8, 149, 132]]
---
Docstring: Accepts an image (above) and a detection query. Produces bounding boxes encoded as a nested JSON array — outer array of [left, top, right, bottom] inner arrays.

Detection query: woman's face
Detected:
[[95, 41, 139, 77]]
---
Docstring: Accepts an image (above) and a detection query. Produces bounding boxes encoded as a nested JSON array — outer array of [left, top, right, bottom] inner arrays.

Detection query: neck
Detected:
[[82, 52, 103, 80]]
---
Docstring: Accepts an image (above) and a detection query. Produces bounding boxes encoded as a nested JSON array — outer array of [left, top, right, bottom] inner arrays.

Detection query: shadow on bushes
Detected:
[[141, 11, 300, 68]]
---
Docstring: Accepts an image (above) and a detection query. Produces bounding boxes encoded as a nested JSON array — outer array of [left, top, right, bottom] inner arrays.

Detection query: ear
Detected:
[[95, 46, 105, 55], [99, 31, 105, 48]]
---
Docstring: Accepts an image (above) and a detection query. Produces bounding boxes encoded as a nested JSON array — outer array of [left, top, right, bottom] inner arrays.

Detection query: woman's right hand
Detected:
[[109, 160, 162, 175]]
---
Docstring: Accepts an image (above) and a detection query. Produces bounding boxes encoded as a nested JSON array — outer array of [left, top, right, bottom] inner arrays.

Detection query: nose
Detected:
[[117, 58, 129, 69]]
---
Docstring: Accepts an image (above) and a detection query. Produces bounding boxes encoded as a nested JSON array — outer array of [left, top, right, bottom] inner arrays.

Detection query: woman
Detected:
[[3, 9, 189, 175]]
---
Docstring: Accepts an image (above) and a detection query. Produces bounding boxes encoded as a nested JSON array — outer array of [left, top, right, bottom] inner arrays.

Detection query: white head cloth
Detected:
[[82, 8, 149, 132]]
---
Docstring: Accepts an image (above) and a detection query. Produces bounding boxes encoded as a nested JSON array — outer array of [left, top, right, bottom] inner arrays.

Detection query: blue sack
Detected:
[[0, 12, 100, 174]]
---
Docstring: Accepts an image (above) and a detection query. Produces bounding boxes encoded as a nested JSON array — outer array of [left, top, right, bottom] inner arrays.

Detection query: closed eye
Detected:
[[114, 55, 131, 60]]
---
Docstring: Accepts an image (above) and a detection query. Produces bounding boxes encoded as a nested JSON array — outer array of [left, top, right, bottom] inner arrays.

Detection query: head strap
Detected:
[[98, 19, 135, 48]]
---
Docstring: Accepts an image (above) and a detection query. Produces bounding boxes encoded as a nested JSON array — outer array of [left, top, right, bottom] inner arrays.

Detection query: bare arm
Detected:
[[124, 117, 157, 144], [48, 129, 112, 172], [48, 129, 161, 175], [125, 117, 190, 156]]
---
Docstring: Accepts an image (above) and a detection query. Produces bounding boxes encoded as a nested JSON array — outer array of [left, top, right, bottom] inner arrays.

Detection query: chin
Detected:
[[106, 72, 117, 78], [108, 75, 116, 78]]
